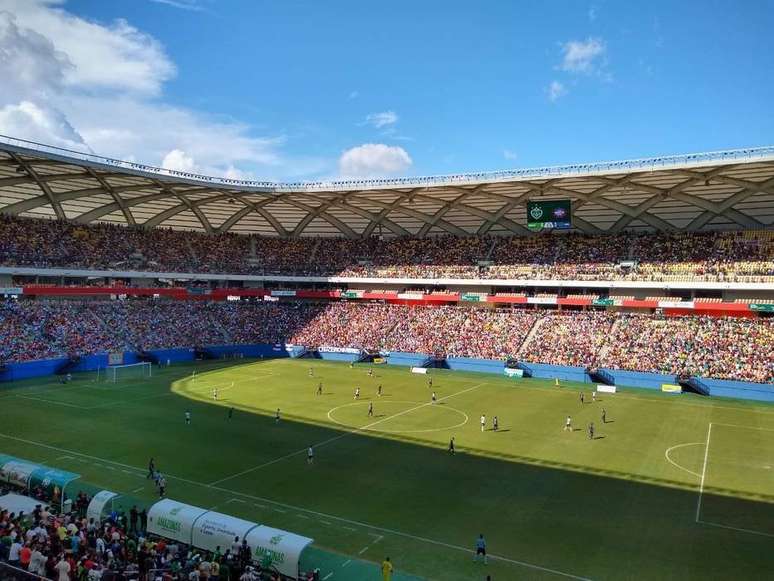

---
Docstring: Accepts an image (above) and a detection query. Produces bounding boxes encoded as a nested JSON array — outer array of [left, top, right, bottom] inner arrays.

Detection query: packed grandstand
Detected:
[[0, 138, 772, 387]]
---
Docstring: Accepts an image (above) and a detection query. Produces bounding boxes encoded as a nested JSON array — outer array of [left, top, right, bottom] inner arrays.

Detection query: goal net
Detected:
[[106, 362, 152, 383]]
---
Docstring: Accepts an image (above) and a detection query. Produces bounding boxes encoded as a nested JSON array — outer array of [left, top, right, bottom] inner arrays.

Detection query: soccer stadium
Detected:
[[1, 3, 773, 581]]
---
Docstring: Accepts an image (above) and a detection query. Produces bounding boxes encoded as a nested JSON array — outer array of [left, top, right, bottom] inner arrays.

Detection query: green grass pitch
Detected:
[[1, 358, 773, 580]]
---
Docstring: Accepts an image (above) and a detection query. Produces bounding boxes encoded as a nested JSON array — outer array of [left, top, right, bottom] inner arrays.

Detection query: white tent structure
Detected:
[[146, 499, 209, 544], [245, 525, 314, 579], [146, 498, 313, 579], [0, 493, 46, 518]]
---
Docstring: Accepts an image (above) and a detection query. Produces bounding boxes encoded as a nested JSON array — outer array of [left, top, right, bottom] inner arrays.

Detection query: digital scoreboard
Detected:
[[527, 200, 572, 230]]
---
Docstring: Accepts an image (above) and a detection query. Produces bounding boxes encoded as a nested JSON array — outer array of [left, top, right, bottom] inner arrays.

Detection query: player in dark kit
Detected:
[[316, 382, 323, 396], [588, 422, 595, 439], [147, 457, 155, 479], [377, 384, 382, 397], [448, 437, 455, 454], [580, 392, 584, 404], [368, 402, 374, 416], [601, 408, 606, 424]]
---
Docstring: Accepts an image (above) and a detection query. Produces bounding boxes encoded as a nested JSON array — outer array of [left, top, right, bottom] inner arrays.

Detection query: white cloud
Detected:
[[2, 0, 175, 95], [364, 110, 398, 129], [338, 143, 412, 178], [588, 6, 598, 22], [0, 100, 89, 150], [559, 37, 606, 74], [347, 90, 359, 100], [547, 80, 567, 102], [503, 149, 518, 161], [150, 0, 205, 11], [161, 148, 196, 172], [0, 0, 326, 182]]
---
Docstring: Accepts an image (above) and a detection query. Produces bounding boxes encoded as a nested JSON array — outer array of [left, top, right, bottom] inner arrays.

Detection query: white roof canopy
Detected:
[[1, 135, 772, 237]]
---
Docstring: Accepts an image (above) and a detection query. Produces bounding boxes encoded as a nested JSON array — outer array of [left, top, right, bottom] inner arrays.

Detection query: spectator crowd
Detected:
[[1, 299, 771, 383], [1, 215, 771, 282], [0, 484, 295, 581]]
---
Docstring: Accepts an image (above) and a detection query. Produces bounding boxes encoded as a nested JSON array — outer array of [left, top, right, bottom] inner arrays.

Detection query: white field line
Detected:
[[358, 534, 383, 555], [132, 487, 144, 493], [709, 422, 774, 432], [695, 423, 713, 522], [209, 382, 488, 486], [0, 430, 590, 581], [14, 394, 83, 408], [698, 519, 774, 538], [664, 442, 704, 478]]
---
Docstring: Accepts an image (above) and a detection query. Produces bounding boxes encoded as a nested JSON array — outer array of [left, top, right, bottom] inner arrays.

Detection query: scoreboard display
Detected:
[[527, 200, 572, 230]]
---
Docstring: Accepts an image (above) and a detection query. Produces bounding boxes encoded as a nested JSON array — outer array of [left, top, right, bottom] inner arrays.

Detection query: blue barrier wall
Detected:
[[446, 357, 505, 375], [149, 348, 195, 364], [601, 369, 676, 391], [206, 344, 290, 359], [318, 351, 360, 363], [518, 362, 589, 383], [386, 352, 429, 367], [0, 343, 291, 384], [701, 378, 774, 402]]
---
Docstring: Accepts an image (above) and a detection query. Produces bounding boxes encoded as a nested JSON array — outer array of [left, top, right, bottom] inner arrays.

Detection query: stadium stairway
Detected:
[[588, 368, 616, 386], [137, 350, 160, 365], [518, 316, 546, 355], [55, 355, 82, 376], [679, 376, 711, 396]]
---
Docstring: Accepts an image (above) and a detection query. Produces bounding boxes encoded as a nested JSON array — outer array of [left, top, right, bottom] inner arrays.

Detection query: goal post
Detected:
[[107, 362, 153, 383]]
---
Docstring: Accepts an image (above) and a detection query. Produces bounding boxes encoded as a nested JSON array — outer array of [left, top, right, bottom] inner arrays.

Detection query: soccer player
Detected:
[[493, 416, 499, 431], [185, 411, 191, 425], [147, 457, 155, 479], [158, 475, 166, 497], [601, 408, 607, 424], [368, 402, 374, 417], [307, 445, 314, 464], [308, 367, 314, 377], [228, 407, 234, 419], [480, 414, 486, 432], [275, 408, 280, 423], [564, 415, 572, 431], [428, 376, 433, 388], [212, 388, 218, 401], [588, 422, 595, 440], [431, 392, 437, 404], [316, 382, 323, 396], [580, 391, 584, 404], [377, 384, 382, 397], [474, 534, 487, 564], [555, 377, 560, 387], [368, 368, 374, 377], [592, 391, 596, 403], [354, 387, 360, 400], [448, 437, 455, 455]]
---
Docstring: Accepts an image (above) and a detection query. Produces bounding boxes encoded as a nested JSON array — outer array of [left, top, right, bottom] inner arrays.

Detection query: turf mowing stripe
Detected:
[[695, 423, 713, 522], [0, 430, 591, 580], [209, 382, 488, 486]]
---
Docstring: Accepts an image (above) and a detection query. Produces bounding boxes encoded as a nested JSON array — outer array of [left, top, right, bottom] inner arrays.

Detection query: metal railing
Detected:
[[2, 133, 773, 193]]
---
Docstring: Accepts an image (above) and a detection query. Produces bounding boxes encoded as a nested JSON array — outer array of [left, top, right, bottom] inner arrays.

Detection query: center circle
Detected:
[[327, 400, 469, 434]]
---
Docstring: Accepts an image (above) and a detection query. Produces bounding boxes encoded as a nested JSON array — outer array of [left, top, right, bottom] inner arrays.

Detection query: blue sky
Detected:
[[1, 0, 773, 181]]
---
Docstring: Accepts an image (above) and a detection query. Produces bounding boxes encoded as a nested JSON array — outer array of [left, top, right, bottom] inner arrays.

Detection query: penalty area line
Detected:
[[0, 429, 589, 581]]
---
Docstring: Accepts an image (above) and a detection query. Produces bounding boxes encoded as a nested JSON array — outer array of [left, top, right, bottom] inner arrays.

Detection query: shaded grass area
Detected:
[[1, 359, 773, 580]]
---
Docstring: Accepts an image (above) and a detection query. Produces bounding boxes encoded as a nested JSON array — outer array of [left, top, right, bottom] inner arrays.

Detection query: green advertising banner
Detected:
[[593, 298, 616, 306], [461, 293, 485, 302], [341, 290, 364, 299], [749, 303, 774, 312]]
